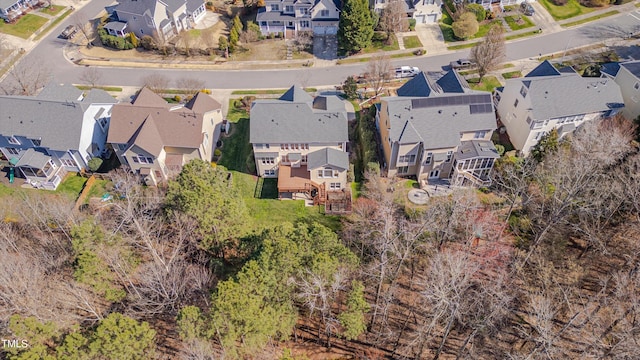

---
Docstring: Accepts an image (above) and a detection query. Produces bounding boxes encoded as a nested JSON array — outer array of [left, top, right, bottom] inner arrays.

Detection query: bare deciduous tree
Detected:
[[0, 58, 51, 95], [201, 27, 217, 56], [176, 78, 206, 97], [79, 67, 103, 88], [364, 52, 393, 97], [178, 30, 195, 57], [379, 0, 408, 38], [470, 24, 505, 81], [141, 73, 170, 94], [72, 11, 95, 47]]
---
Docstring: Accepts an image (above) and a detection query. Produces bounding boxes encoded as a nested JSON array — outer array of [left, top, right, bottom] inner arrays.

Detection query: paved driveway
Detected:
[[313, 34, 338, 60]]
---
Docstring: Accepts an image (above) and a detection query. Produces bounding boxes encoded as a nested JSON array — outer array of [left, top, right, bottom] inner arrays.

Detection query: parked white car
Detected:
[[395, 66, 421, 78]]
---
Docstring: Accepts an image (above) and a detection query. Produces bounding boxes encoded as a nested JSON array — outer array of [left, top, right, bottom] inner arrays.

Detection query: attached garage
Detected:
[[313, 25, 337, 35], [426, 13, 437, 23], [415, 14, 425, 23]]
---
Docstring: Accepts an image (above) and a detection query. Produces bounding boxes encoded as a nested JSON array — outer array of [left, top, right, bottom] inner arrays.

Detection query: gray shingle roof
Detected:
[[0, 0, 18, 11], [37, 82, 83, 102], [517, 75, 624, 121], [307, 147, 349, 170], [620, 61, 640, 79], [0, 97, 87, 151], [15, 148, 51, 169], [115, 0, 159, 16], [256, 8, 296, 21], [186, 0, 203, 12], [84, 89, 118, 104], [456, 140, 499, 160], [525, 60, 561, 77], [104, 21, 128, 31], [250, 86, 348, 144], [384, 95, 496, 149], [397, 70, 469, 97]]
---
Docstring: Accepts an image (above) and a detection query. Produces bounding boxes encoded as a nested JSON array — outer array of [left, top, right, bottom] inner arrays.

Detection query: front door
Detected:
[[429, 169, 440, 179]]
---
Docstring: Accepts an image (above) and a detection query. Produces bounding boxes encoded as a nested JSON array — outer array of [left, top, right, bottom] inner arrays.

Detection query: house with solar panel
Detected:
[[376, 70, 499, 187], [249, 85, 351, 213], [495, 60, 625, 156]]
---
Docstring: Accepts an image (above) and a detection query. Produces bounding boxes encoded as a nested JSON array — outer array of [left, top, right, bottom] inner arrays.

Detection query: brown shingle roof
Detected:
[[185, 92, 221, 113], [132, 87, 171, 107]]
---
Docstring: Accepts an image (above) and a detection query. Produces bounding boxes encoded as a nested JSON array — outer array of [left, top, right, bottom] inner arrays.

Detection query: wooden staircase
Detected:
[[304, 182, 326, 205]]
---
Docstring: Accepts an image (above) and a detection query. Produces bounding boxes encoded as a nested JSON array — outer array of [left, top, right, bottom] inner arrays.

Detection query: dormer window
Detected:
[[31, 138, 42, 147], [271, 4, 279, 11], [6, 136, 19, 145]]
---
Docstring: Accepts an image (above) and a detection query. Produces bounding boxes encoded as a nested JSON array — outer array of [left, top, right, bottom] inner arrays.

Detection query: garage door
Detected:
[[426, 14, 437, 23], [415, 14, 426, 23], [313, 26, 337, 35]]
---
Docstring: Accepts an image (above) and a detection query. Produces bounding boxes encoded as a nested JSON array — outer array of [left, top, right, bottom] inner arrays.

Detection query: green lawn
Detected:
[[403, 35, 423, 49], [538, 0, 596, 20], [440, 13, 502, 42], [439, 11, 456, 42], [0, 14, 48, 39], [226, 99, 249, 122], [468, 76, 502, 92], [447, 42, 478, 50], [218, 116, 253, 173], [39, 5, 65, 16], [55, 173, 87, 200], [33, 8, 72, 41], [362, 34, 399, 53], [84, 179, 110, 204], [506, 29, 541, 40], [561, 10, 618, 27], [502, 70, 523, 79], [504, 15, 535, 31], [76, 86, 123, 92]]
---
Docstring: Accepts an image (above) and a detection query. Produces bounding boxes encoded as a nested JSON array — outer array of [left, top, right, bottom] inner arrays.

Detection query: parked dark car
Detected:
[[450, 59, 476, 69], [59, 25, 78, 39], [521, 2, 535, 16]]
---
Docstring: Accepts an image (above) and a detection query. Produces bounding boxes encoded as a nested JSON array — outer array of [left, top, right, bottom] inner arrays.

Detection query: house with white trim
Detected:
[[0, 83, 117, 190], [601, 60, 640, 122], [257, 0, 340, 37]]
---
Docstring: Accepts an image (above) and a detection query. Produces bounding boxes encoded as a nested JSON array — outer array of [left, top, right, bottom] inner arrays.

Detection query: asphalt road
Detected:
[[8, 4, 640, 90]]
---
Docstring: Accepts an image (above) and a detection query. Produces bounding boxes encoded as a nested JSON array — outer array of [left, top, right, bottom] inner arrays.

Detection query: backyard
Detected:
[[216, 100, 340, 232], [0, 14, 48, 39], [468, 75, 502, 92]]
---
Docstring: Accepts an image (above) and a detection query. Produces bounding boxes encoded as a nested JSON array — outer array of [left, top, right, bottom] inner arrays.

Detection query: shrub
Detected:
[[174, 95, 182, 102], [218, 36, 228, 51], [229, 27, 239, 46], [343, 76, 358, 100], [214, 149, 222, 157], [372, 31, 388, 42], [465, 3, 486, 22], [127, 32, 138, 47], [88, 157, 103, 172], [140, 35, 155, 50], [452, 12, 479, 40], [269, 32, 275, 39], [551, 0, 568, 5], [277, 31, 283, 38], [98, 27, 135, 50], [495, 144, 505, 156], [408, 18, 416, 31]]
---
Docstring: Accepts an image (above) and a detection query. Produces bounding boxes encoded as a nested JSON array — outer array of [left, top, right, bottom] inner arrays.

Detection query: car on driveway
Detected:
[[450, 58, 475, 69], [395, 66, 421, 78], [521, 2, 535, 16], [60, 25, 78, 39]]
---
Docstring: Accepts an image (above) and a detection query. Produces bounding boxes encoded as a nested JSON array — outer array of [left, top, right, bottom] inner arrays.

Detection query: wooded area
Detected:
[[1, 118, 640, 359]]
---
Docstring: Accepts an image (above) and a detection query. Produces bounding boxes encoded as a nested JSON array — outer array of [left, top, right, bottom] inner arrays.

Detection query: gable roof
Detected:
[[456, 140, 499, 160], [0, 85, 116, 152], [108, 92, 220, 156], [37, 82, 83, 102], [307, 147, 349, 170], [510, 73, 624, 121], [115, 0, 162, 16], [600, 62, 621, 77], [620, 61, 640, 79], [15, 148, 52, 169], [279, 85, 313, 102], [397, 70, 470, 97], [132, 87, 171, 107], [525, 60, 561, 77], [185, 92, 222, 113], [250, 87, 348, 144]]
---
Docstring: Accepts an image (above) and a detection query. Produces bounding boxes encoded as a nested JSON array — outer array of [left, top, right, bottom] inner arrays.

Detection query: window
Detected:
[[265, 144, 270, 149], [399, 154, 416, 163], [271, 4, 279, 10], [294, 144, 299, 150], [99, 118, 108, 129], [320, 9, 329, 16], [526, 116, 532, 125], [532, 121, 544, 129], [281, 155, 289, 163], [260, 157, 275, 164], [117, 143, 127, 151], [6, 136, 19, 145], [264, 169, 276, 176], [285, 5, 293, 12], [304, 144, 309, 150], [31, 138, 41, 147], [317, 170, 323, 177], [134, 154, 153, 164], [520, 86, 528, 98], [323, 169, 333, 178], [300, 7, 308, 14], [474, 130, 487, 139], [398, 166, 409, 174], [534, 131, 544, 141], [285, 144, 289, 150], [6, 147, 19, 155], [333, 170, 339, 178], [281, 144, 285, 150], [301, 20, 310, 27], [330, 182, 341, 189], [301, 155, 307, 163], [513, 99, 519, 108], [60, 158, 76, 167], [635, 82, 640, 90], [203, 133, 209, 148], [445, 151, 453, 162], [425, 152, 433, 164]]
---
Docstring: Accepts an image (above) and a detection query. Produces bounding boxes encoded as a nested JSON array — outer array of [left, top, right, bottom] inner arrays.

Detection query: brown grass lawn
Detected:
[[230, 39, 289, 61]]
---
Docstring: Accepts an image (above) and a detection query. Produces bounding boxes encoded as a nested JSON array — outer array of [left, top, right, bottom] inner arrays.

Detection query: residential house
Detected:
[[108, 0, 206, 39], [495, 60, 625, 155], [257, 0, 340, 37], [0, 83, 117, 190], [376, 70, 499, 187], [250, 85, 351, 212], [370, 0, 442, 24], [601, 60, 640, 122], [107, 88, 222, 186], [0, 0, 38, 22]]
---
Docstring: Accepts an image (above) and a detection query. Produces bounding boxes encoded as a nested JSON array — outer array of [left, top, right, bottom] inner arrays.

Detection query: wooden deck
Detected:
[[277, 165, 313, 193]]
